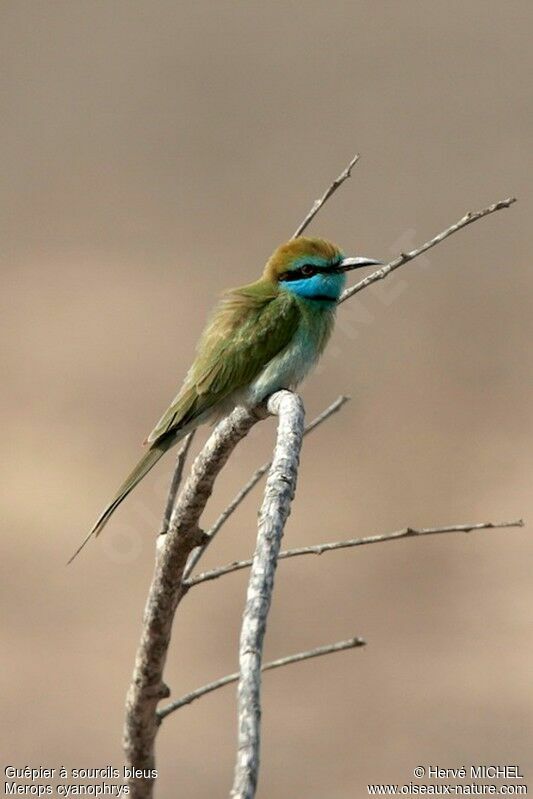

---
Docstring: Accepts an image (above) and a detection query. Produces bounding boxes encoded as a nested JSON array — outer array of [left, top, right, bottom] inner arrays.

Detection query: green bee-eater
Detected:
[[69, 237, 380, 561]]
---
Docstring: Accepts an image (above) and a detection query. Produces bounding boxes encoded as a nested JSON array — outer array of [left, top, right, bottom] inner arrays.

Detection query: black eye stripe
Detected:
[[279, 263, 341, 282]]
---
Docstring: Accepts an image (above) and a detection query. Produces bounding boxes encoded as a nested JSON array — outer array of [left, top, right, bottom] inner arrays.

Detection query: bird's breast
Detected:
[[244, 303, 335, 406]]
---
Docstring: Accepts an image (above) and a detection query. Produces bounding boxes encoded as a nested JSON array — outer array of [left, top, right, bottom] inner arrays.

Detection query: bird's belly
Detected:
[[243, 329, 320, 406]]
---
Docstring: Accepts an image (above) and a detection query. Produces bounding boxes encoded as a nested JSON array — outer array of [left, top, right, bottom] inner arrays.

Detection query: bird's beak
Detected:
[[337, 256, 383, 273]]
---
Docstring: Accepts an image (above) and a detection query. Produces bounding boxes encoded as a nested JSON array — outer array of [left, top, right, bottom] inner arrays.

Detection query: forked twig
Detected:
[[123, 149, 518, 799], [123, 404, 266, 799], [182, 395, 349, 582]]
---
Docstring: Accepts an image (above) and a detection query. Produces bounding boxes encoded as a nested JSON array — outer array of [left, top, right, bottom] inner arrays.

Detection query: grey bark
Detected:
[[230, 391, 305, 799], [123, 403, 265, 799]]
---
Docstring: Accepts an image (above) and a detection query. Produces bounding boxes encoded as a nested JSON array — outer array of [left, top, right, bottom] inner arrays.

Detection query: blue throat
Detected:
[[280, 271, 346, 303]]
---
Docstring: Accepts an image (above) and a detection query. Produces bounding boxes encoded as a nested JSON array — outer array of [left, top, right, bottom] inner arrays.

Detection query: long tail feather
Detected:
[[67, 439, 175, 564]]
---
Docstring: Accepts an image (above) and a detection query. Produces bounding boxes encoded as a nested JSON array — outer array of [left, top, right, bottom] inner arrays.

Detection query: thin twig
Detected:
[[339, 197, 517, 304], [190, 195, 520, 583], [230, 391, 305, 799], [292, 154, 360, 238], [184, 199, 517, 586], [182, 395, 350, 582], [187, 520, 524, 587], [123, 404, 267, 799], [157, 636, 365, 720], [160, 431, 195, 535]]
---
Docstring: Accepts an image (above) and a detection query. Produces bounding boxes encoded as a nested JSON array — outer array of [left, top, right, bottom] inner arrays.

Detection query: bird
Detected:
[[69, 237, 380, 562]]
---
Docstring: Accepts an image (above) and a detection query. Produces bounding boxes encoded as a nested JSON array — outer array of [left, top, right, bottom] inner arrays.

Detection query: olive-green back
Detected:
[[146, 281, 300, 445]]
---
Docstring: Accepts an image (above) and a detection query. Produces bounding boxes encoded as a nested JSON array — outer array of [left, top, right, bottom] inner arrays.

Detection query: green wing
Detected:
[[146, 284, 300, 445]]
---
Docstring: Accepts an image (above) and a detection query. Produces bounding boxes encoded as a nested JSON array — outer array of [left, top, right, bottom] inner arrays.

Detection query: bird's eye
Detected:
[[300, 265, 316, 277]]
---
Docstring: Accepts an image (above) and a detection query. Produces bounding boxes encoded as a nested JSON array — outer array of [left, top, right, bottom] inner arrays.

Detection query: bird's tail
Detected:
[[67, 438, 175, 564]]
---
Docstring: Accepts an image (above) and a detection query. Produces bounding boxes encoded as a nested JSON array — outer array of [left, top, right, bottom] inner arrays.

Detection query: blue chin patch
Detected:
[[281, 272, 346, 301]]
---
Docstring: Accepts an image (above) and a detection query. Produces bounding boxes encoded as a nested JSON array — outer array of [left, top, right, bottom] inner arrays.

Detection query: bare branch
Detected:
[[339, 197, 517, 304], [123, 404, 266, 799], [182, 395, 349, 582], [183, 198, 518, 587], [292, 154, 360, 238], [187, 520, 524, 587], [124, 149, 518, 799], [158, 636, 365, 720], [159, 431, 195, 535], [230, 391, 305, 799]]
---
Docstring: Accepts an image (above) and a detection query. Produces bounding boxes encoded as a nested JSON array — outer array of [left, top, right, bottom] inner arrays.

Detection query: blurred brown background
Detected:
[[2, 1, 532, 796]]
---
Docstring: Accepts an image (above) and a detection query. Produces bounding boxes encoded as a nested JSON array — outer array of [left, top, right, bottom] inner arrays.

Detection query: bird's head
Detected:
[[263, 237, 381, 303]]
